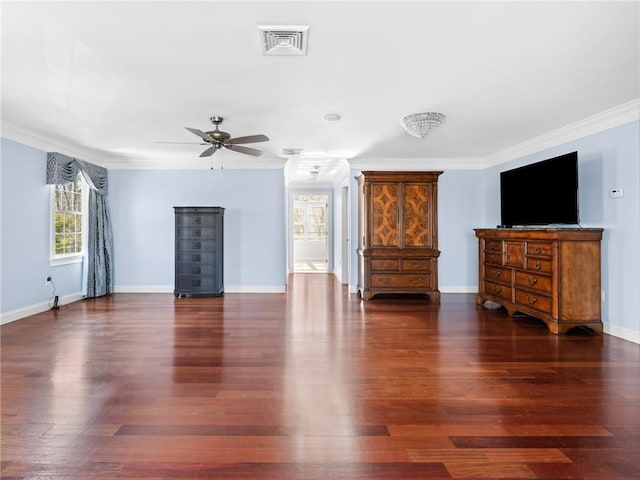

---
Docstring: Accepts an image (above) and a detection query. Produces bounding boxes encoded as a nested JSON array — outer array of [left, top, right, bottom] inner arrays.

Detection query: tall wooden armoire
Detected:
[[357, 171, 442, 301]]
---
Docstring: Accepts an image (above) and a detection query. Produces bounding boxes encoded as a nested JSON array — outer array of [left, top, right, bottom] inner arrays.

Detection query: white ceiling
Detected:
[[2, 1, 639, 184]]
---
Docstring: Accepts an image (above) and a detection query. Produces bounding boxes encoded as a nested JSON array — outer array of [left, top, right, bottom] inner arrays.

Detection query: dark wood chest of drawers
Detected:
[[357, 171, 442, 301], [475, 228, 603, 334], [174, 207, 224, 297]]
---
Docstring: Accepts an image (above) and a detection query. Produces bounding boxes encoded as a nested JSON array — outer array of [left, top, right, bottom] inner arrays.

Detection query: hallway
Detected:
[[1, 275, 639, 479]]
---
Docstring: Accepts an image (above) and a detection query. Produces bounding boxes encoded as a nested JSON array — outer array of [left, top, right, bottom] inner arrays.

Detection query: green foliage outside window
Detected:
[[53, 177, 83, 256]]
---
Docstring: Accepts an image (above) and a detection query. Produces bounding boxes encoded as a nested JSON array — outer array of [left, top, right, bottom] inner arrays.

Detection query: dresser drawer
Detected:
[[177, 227, 216, 240], [484, 239, 503, 253], [370, 273, 431, 288], [400, 258, 430, 272], [526, 257, 552, 274], [514, 271, 552, 294], [515, 289, 552, 314], [177, 252, 216, 264], [177, 262, 216, 276], [484, 252, 503, 265], [526, 241, 553, 258], [176, 275, 217, 291], [484, 280, 512, 301], [484, 265, 511, 284], [176, 214, 217, 228], [177, 239, 217, 252], [370, 259, 399, 271]]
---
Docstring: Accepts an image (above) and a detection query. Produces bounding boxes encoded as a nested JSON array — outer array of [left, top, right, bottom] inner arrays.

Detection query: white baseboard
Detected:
[[1, 292, 83, 325], [114, 285, 174, 293], [440, 286, 478, 293], [225, 285, 286, 293], [604, 323, 640, 345], [114, 285, 286, 294]]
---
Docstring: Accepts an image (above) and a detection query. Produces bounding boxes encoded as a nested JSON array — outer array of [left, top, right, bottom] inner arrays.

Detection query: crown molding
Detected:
[[1, 120, 105, 165], [100, 157, 286, 170], [484, 98, 640, 168], [348, 157, 485, 171]]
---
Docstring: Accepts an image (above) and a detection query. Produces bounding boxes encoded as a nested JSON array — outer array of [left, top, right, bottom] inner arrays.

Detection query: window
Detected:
[[51, 176, 86, 265]]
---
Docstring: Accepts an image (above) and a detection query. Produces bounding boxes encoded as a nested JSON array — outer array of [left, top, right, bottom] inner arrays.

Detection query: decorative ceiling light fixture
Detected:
[[401, 112, 446, 138]]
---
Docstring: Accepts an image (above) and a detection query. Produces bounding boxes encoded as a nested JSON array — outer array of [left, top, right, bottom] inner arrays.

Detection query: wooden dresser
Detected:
[[357, 171, 442, 301], [174, 207, 224, 297], [475, 228, 603, 334]]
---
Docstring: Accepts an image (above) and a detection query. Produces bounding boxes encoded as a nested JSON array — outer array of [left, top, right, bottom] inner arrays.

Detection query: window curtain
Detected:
[[46, 152, 113, 297]]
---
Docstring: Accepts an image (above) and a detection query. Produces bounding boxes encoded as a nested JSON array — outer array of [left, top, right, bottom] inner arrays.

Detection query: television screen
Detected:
[[500, 152, 579, 227]]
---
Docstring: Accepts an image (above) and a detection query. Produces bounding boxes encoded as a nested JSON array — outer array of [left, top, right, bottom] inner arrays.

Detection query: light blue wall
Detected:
[[481, 121, 640, 337], [109, 168, 286, 290], [0, 139, 83, 315], [3, 122, 639, 341]]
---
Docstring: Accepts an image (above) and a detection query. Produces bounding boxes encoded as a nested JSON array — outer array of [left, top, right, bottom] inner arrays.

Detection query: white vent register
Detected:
[[258, 25, 309, 56]]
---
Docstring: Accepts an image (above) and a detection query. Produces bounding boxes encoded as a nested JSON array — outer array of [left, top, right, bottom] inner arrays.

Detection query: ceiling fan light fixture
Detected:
[[258, 25, 309, 56], [401, 112, 446, 138]]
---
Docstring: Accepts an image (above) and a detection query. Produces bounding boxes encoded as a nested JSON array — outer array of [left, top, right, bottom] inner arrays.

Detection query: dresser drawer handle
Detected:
[[489, 244, 496, 251], [534, 246, 542, 254], [492, 286, 502, 294], [193, 242, 201, 249], [489, 255, 496, 263], [526, 276, 538, 285], [192, 254, 201, 262], [493, 271, 501, 278], [412, 261, 423, 268], [194, 229, 201, 237], [411, 277, 423, 284], [534, 261, 541, 270], [524, 295, 538, 305]]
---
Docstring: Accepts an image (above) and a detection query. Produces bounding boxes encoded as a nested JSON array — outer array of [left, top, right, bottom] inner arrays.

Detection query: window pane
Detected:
[[64, 213, 75, 232], [293, 206, 305, 223], [308, 225, 327, 240], [293, 224, 305, 240], [308, 207, 326, 224], [73, 192, 82, 212]]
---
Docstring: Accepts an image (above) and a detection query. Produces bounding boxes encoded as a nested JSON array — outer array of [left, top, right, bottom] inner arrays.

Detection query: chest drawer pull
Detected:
[[526, 276, 538, 285], [492, 286, 502, 294], [534, 261, 541, 270], [493, 270, 501, 278], [524, 294, 538, 305]]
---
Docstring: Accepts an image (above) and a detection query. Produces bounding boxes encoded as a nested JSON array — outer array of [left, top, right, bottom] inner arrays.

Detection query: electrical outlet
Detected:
[[44, 276, 52, 286]]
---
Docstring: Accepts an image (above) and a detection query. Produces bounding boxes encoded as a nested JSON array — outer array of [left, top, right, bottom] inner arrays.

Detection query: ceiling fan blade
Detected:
[[155, 141, 206, 144], [185, 127, 214, 142], [199, 147, 217, 157], [225, 144, 263, 157], [228, 134, 270, 145]]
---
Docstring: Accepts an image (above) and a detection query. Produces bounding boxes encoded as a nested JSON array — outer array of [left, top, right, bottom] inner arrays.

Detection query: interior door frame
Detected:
[[287, 189, 333, 275]]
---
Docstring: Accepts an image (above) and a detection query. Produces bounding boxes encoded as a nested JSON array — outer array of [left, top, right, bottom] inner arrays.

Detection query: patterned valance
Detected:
[[46, 152, 108, 196]]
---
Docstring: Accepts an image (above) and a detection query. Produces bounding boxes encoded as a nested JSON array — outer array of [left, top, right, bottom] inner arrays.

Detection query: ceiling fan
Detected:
[[163, 116, 269, 157]]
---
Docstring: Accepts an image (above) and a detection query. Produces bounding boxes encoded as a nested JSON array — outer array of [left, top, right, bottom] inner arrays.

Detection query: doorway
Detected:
[[292, 194, 329, 273]]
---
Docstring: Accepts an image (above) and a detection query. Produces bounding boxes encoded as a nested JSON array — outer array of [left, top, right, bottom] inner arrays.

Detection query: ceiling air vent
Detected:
[[258, 25, 309, 56], [282, 148, 304, 156]]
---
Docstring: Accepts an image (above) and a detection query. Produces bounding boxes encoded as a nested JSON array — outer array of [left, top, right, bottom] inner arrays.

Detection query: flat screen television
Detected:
[[500, 151, 579, 227]]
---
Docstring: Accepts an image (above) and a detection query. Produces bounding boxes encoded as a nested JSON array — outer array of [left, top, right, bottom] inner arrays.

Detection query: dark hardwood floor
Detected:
[[2, 274, 639, 479]]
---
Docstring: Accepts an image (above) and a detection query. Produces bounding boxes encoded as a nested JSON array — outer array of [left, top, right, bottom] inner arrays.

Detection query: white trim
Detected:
[[1, 120, 104, 165], [114, 285, 287, 294], [114, 285, 174, 293], [484, 99, 640, 168], [1, 292, 83, 325], [604, 323, 640, 345], [348, 157, 485, 171], [440, 286, 478, 293], [225, 285, 286, 293], [104, 157, 287, 170]]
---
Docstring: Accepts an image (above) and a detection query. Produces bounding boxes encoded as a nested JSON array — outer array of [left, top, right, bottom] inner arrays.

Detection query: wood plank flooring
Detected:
[[2, 274, 639, 479]]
